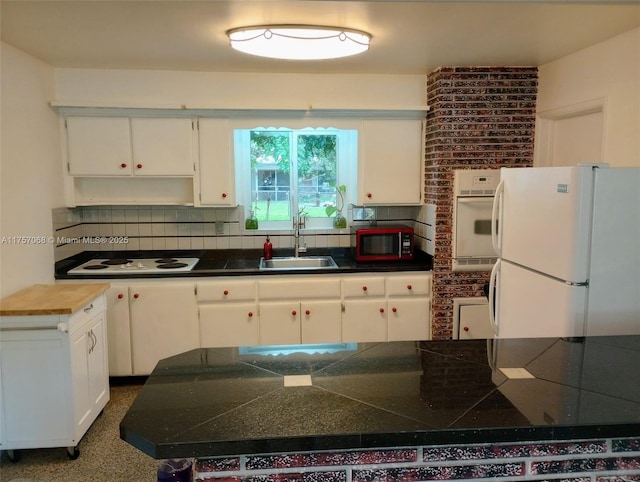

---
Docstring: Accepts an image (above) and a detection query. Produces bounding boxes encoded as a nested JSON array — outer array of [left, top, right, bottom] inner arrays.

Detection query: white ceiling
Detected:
[[1, 1, 639, 75]]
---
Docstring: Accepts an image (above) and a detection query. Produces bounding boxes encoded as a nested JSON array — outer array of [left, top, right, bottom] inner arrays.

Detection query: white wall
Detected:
[[53, 69, 426, 109], [0, 43, 63, 297], [535, 27, 640, 167]]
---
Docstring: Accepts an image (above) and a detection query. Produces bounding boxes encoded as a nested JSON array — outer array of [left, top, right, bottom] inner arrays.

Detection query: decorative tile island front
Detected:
[[121, 337, 640, 480]]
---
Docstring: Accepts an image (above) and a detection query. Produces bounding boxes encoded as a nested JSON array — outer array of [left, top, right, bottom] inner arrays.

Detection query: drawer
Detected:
[[342, 277, 385, 298], [386, 274, 431, 296], [68, 294, 106, 331], [197, 280, 256, 302], [259, 278, 341, 300]]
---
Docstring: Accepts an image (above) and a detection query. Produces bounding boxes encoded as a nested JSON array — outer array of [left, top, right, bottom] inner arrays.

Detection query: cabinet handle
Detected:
[[117, 293, 124, 299], [291, 310, 297, 316], [463, 326, 469, 332], [305, 309, 311, 315], [136, 163, 143, 169], [120, 163, 127, 169], [222, 192, 228, 198], [133, 293, 139, 299], [223, 290, 229, 296], [367, 192, 372, 199], [362, 285, 368, 291], [379, 307, 385, 313], [407, 284, 413, 290], [248, 312, 254, 318], [83, 303, 94, 313], [392, 307, 397, 313]]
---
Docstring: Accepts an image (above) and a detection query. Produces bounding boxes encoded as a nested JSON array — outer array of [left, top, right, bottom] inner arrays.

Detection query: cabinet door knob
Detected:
[[362, 285, 368, 291], [247, 312, 253, 317], [367, 192, 372, 199], [120, 163, 127, 168], [463, 326, 469, 332], [117, 293, 124, 299], [223, 290, 229, 296], [392, 307, 397, 313], [133, 293, 139, 299], [379, 307, 385, 313], [305, 309, 311, 315], [136, 163, 143, 169], [407, 284, 413, 290], [292, 310, 297, 316], [222, 192, 227, 198]]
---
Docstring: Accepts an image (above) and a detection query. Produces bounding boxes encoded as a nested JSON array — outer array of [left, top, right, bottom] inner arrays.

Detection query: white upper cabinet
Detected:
[[358, 118, 424, 205], [66, 116, 132, 176], [197, 118, 236, 206], [130, 118, 195, 176], [66, 116, 195, 177]]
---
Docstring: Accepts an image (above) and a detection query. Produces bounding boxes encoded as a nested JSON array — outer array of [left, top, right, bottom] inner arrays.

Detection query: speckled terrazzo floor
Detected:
[[0, 382, 158, 482]]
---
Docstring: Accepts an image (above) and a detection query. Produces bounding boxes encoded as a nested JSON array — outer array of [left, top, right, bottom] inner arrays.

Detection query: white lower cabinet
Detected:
[[259, 276, 342, 345], [128, 282, 198, 375], [386, 273, 432, 341], [260, 300, 342, 345], [342, 299, 388, 342], [0, 294, 108, 458], [197, 279, 258, 347]]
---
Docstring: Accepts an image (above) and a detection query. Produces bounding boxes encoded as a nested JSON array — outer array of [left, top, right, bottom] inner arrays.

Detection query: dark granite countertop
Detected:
[[120, 336, 640, 459], [55, 248, 432, 279]]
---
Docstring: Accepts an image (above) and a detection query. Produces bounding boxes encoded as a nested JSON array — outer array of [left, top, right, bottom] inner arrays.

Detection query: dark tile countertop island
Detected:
[[120, 336, 640, 460]]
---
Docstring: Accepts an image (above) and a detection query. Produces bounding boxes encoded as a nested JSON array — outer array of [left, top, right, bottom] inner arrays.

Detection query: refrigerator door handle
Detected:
[[489, 259, 500, 336], [491, 179, 504, 256]]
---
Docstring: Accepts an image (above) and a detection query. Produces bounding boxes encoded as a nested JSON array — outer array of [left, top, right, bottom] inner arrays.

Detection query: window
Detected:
[[235, 126, 357, 229]]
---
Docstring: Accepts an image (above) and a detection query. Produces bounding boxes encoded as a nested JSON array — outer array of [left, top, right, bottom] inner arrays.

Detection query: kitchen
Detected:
[[1, 1, 640, 480]]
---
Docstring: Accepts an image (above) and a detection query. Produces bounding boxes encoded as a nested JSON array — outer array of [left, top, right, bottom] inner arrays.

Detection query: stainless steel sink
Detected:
[[259, 256, 338, 270]]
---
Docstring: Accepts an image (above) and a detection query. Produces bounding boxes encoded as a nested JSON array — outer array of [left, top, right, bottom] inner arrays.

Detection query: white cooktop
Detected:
[[68, 258, 199, 275]]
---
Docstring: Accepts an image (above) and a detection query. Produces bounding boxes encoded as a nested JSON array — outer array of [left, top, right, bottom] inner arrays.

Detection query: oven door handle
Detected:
[[491, 179, 504, 256]]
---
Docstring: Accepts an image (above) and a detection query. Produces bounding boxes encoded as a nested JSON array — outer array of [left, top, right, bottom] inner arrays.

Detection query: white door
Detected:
[[490, 260, 586, 338], [497, 166, 594, 281], [130, 118, 195, 176]]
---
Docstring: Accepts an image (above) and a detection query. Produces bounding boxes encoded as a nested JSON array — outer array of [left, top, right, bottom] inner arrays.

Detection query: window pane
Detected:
[[250, 131, 291, 221], [297, 134, 337, 218]]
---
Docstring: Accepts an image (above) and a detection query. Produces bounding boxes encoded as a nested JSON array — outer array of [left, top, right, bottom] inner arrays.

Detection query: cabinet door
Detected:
[[129, 283, 198, 375], [359, 119, 423, 204], [105, 286, 132, 376], [131, 118, 195, 176], [66, 116, 132, 176], [70, 325, 93, 438], [198, 118, 236, 205], [342, 299, 387, 342], [259, 301, 301, 345], [387, 298, 431, 341], [87, 311, 109, 413], [199, 303, 259, 347], [301, 300, 342, 344]]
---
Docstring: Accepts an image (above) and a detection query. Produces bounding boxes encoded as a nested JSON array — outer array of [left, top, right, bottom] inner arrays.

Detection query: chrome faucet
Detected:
[[294, 214, 307, 257]]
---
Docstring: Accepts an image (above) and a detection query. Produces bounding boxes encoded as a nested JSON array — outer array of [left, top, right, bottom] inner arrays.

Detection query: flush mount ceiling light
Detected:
[[226, 25, 371, 60]]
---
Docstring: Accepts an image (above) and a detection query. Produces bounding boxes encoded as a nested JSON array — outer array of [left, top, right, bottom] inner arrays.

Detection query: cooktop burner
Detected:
[[102, 259, 133, 265], [68, 257, 199, 275], [157, 262, 188, 269]]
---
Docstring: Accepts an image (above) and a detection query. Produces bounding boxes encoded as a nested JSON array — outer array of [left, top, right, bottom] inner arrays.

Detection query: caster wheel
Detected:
[[67, 446, 80, 460], [6, 449, 21, 463]]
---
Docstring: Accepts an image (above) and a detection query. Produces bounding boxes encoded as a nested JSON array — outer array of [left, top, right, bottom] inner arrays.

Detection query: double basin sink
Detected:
[[259, 256, 338, 271]]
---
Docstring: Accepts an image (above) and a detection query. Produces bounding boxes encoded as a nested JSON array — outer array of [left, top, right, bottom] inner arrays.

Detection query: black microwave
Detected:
[[351, 226, 414, 261]]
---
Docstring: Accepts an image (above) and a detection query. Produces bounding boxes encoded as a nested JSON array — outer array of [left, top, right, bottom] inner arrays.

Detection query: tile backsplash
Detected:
[[53, 205, 425, 261]]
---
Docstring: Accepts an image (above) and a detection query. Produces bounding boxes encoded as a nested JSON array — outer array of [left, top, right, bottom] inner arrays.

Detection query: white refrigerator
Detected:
[[489, 164, 640, 338]]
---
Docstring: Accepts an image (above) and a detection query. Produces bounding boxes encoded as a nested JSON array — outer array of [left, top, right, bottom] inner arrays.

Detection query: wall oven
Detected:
[[452, 169, 499, 272]]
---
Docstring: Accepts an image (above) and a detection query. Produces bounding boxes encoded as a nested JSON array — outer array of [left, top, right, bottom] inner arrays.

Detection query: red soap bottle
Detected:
[[263, 235, 273, 260]]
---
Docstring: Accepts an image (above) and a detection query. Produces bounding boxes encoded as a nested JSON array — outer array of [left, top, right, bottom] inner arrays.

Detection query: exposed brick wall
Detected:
[[424, 67, 538, 339], [194, 437, 640, 481]]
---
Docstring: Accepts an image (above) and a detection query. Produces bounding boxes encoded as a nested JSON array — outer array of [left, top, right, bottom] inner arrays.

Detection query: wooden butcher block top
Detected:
[[0, 283, 110, 316]]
